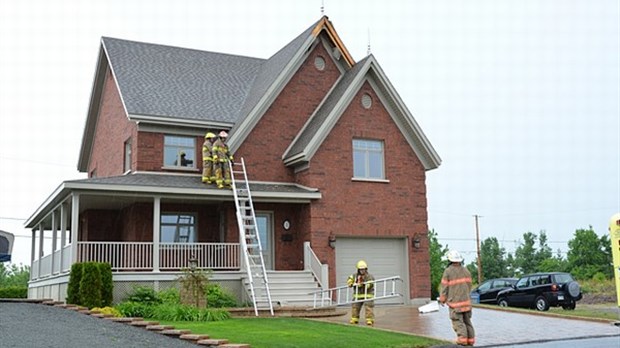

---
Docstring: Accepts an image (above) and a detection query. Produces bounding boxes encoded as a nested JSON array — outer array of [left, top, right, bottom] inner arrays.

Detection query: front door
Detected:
[[255, 212, 273, 270]]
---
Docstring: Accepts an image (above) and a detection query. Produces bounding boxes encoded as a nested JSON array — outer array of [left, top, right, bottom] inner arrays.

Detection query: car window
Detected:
[[553, 273, 573, 283], [516, 277, 529, 288], [495, 280, 511, 288], [478, 281, 491, 291]]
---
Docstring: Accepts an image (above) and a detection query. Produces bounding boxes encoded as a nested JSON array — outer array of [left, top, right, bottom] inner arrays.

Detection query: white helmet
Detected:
[[447, 250, 464, 263]]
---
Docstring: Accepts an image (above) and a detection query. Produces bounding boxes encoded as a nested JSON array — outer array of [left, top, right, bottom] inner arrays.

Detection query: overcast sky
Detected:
[[1, 0, 618, 267]]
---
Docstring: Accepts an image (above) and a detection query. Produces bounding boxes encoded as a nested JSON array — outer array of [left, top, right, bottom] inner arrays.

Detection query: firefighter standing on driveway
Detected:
[[213, 131, 233, 189], [347, 260, 375, 326], [439, 250, 475, 346], [201, 132, 216, 184]]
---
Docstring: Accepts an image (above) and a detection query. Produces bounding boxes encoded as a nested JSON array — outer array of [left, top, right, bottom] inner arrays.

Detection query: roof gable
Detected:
[[283, 55, 441, 171]]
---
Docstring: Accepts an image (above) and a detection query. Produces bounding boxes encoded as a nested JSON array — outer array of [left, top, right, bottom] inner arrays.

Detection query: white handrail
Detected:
[[303, 242, 328, 290]]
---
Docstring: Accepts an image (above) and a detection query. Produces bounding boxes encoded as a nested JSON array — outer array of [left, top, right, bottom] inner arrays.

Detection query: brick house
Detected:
[[26, 16, 440, 307]]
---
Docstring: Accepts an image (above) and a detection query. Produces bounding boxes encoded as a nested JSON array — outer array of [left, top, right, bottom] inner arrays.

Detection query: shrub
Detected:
[[66, 263, 83, 304], [150, 303, 230, 321], [80, 262, 102, 308], [158, 287, 180, 305], [206, 284, 238, 308], [98, 263, 113, 307], [127, 286, 161, 305], [0, 286, 27, 298], [115, 301, 153, 318]]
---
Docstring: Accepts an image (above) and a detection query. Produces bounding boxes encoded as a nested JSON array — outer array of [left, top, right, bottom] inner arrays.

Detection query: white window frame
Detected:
[[164, 135, 196, 168], [352, 138, 385, 180], [124, 138, 132, 173], [160, 213, 197, 243]]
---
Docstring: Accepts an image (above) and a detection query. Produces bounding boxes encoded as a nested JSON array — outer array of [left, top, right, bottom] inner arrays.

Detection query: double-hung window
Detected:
[[164, 135, 195, 168], [353, 139, 385, 180], [161, 213, 196, 243]]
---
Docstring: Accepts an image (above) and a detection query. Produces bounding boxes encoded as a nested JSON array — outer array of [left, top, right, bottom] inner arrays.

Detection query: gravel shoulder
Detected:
[[0, 302, 198, 348]]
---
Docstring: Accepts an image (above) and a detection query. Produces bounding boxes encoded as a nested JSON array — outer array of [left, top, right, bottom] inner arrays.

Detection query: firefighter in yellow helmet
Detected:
[[202, 132, 217, 184], [439, 250, 475, 346], [346, 260, 375, 325], [213, 130, 233, 189]]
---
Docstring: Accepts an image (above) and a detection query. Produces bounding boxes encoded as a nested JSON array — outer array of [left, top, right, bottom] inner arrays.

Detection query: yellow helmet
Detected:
[[356, 260, 368, 269], [205, 132, 216, 139]]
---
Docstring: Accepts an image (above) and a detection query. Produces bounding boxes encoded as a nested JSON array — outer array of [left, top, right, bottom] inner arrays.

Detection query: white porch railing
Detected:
[[75, 241, 240, 271], [303, 242, 329, 290]]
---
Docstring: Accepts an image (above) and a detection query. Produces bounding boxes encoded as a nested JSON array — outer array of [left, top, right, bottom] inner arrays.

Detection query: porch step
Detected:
[[242, 270, 321, 307]]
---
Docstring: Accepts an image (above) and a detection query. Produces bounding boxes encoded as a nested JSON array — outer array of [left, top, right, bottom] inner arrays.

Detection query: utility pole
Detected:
[[474, 214, 482, 284]]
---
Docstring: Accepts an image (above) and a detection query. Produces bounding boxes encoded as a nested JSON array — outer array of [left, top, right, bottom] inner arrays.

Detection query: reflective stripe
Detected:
[[441, 277, 472, 286]]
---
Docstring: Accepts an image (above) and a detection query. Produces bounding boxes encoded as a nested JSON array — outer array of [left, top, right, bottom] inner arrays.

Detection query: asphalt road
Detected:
[[0, 302, 197, 348]]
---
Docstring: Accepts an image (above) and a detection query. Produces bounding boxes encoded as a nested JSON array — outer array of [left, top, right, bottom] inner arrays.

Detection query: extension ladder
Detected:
[[229, 158, 274, 316], [310, 276, 403, 308]]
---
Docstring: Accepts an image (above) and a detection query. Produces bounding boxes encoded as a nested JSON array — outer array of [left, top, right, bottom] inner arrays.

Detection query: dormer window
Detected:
[[164, 135, 195, 168]]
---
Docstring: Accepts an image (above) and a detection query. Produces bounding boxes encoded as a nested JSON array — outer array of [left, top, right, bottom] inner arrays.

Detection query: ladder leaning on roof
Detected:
[[310, 276, 403, 308], [229, 158, 274, 316]]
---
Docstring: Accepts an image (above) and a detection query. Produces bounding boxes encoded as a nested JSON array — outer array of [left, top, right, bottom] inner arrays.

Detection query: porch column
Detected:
[[153, 196, 161, 272], [59, 202, 67, 272], [30, 228, 36, 280], [51, 210, 58, 275], [38, 223, 44, 279], [70, 193, 80, 263]]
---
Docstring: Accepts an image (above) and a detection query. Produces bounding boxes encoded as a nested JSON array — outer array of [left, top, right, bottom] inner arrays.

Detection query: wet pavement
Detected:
[[314, 304, 620, 347]]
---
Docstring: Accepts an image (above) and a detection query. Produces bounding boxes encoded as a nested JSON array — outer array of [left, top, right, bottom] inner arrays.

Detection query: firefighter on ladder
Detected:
[[439, 250, 475, 346], [213, 130, 233, 189], [346, 260, 375, 326], [202, 132, 216, 184]]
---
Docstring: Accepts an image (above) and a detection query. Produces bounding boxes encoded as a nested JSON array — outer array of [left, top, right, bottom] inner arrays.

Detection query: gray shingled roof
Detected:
[[102, 37, 265, 123], [102, 18, 321, 125], [67, 173, 319, 195]]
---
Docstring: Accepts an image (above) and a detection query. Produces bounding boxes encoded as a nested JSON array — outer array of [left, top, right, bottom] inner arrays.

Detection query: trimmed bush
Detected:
[[115, 301, 154, 318], [127, 286, 161, 305], [98, 262, 113, 307], [66, 263, 83, 304], [0, 286, 27, 298], [79, 262, 102, 308], [206, 284, 238, 308]]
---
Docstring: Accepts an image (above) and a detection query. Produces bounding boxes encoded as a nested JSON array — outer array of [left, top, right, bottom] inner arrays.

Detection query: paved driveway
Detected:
[[316, 304, 620, 347]]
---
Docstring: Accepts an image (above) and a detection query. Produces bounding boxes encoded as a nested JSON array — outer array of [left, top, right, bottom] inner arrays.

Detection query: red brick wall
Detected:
[[295, 81, 431, 299], [236, 41, 341, 182], [89, 70, 137, 177]]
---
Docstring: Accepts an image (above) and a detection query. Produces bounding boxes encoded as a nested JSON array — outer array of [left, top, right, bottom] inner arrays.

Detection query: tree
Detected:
[[537, 249, 568, 273], [428, 229, 448, 299], [514, 232, 537, 274], [534, 231, 552, 268], [567, 226, 611, 279], [479, 237, 507, 279], [0, 263, 30, 288]]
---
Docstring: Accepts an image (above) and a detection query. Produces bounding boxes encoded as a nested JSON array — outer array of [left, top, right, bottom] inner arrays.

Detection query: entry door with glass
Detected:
[[255, 212, 273, 270]]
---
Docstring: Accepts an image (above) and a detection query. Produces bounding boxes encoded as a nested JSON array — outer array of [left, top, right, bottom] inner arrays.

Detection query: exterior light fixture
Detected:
[[328, 235, 336, 249]]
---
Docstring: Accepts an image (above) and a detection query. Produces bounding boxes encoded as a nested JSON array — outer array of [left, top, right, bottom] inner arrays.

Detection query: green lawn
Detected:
[[476, 303, 620, 321], [157, 317, 446, 348]]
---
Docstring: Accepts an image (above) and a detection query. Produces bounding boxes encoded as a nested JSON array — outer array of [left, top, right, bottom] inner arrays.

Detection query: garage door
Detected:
[[335, 237, 407, 305]]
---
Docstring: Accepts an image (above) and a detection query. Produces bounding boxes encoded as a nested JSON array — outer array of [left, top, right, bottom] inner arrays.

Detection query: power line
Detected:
[[0, 216, 27, 221]]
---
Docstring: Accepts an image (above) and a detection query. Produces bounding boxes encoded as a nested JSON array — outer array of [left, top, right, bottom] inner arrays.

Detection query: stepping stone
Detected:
[[146, 325, 175, 331], [130, 321, 159, 327], [161, 329, 192, 336], [180, 334, 210, 341], [220, 344, 251, 348], [197, 338, 229, 346]]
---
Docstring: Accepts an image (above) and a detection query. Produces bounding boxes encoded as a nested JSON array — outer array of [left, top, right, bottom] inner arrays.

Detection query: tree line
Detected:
[[428, 227, 613, 298]]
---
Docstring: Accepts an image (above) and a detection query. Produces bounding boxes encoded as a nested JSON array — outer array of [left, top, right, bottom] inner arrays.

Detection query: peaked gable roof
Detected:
[[283, 55, 441, 170]]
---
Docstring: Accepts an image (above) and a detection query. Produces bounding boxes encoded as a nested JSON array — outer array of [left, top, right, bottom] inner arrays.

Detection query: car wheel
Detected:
[[567, 281, 581, 298], [498, 298, 508, 307], [535, 296, 550, 311], [562, 300, 576, 310]]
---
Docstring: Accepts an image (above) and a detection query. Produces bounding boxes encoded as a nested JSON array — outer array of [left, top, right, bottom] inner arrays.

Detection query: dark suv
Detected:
[[496, 272, 582, 311]]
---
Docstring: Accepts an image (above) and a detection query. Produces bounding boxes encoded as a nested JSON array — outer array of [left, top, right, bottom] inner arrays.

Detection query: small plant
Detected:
[[91, 306, 122, 317], [207, 283, 238, 308], [115, 301, 153, 318], [158, 287, 181, 305], [0, 286, 27, 298], [178, 266, 211, 308]]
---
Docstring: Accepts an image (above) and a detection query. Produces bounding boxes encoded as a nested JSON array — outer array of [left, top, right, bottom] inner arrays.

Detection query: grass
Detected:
[[157, 317, 446, 348], [476, 302, 620, 322]]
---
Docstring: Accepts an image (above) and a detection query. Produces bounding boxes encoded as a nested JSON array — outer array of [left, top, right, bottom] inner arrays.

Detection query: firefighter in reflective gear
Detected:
[[346, 260, 375, 325], [213, 131, 233, 189], [202, 132, 217, 184], [439, 250, 475, 346]]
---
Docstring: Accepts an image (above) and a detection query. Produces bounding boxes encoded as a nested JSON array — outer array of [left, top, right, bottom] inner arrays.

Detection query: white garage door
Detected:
[[335, 237, 407, 305]]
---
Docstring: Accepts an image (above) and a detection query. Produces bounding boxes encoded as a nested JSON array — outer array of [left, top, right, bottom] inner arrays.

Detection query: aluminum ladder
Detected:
[[229, 158, 274, 316], [309, 276, 403, 308]]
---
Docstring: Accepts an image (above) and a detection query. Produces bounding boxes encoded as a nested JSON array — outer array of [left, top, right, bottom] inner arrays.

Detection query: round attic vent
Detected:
[[314, 56, 326, 71], [361, 93, 372, 109]]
